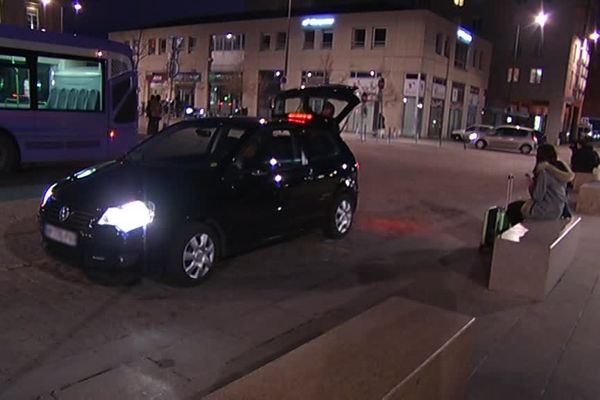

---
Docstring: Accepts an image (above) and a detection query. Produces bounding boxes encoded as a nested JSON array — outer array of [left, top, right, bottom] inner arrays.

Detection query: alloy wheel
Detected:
[[182, 233, 215, 280]]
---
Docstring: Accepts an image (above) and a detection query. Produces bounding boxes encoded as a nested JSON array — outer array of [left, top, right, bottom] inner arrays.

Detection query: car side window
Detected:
[[497, 128, 512, 137], [303, 129, 340, 161], [236, 129, 301, 170]]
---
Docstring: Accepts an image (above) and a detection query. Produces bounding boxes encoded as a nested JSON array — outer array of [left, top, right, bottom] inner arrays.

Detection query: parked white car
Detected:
[[450, 124, 494, 142]]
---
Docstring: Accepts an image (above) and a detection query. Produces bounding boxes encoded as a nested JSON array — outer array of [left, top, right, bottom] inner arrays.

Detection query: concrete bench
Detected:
[[489, 217, 582, 301], [576, 181, 600, 215], [572, 172, 596, 193], [206, 297, 474, 400]]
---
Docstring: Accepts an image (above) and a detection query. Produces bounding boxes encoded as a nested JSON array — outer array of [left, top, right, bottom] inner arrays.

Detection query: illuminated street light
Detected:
[[226, 33, 233, 40], [535, 11, 549, 28], [41, 0, 52, 5], [590, 31, 600, 42], [73, 1, 82, 13]]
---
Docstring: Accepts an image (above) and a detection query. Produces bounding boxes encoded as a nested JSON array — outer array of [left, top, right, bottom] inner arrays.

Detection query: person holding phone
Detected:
[[507, 144, 574, 225]]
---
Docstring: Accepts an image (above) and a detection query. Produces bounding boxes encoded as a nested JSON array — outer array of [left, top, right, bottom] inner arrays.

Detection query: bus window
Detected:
[[0, 54, 31, 110], [37, 56, 103, 112]]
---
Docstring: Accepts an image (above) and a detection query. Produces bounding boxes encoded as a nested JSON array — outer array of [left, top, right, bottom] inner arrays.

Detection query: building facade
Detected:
[[0, 0, 63, 32], [439, 0, 598, 143], [110, 9, 490, 139]]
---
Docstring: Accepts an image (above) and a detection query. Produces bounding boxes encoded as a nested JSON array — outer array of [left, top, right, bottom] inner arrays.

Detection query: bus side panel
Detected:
[[1, 110, 41, 163]]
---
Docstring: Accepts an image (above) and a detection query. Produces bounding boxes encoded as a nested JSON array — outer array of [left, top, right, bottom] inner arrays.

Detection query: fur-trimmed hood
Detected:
[[536, 161, 574, 183]]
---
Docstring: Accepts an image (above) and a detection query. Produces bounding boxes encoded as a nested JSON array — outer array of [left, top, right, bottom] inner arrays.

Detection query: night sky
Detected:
[[64, 0, 246, 37]]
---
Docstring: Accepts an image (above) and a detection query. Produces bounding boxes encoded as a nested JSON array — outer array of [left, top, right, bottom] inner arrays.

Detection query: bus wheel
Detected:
[[0, 135, 19, 173]]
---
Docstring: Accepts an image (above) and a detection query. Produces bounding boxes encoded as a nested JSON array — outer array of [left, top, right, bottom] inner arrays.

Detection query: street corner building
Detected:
[[108, 8, 492, 141]]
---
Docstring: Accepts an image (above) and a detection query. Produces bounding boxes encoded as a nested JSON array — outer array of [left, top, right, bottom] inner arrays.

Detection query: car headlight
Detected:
[[468, 133, 478, 141], [98, 200, 155, 233], [41, 183, 57, 207]]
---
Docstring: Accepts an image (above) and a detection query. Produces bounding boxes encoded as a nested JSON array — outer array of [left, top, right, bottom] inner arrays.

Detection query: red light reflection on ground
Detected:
[[355, 215, 427, 236]]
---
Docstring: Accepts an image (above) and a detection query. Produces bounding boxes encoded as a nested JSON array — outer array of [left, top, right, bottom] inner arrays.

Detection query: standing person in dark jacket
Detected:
[[571, 139, 600, 173]]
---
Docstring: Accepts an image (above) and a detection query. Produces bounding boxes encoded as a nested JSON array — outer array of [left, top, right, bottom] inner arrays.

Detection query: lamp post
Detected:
[[506, 10, 548, 121], [282, 0, 292, 90]]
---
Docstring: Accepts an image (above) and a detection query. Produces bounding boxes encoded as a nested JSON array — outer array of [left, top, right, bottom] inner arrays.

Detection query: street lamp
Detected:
[[589, 31, 600, 42], [534, 11, 549, 28], [507, 10, 549, 118], [73, 1, 82, 14]]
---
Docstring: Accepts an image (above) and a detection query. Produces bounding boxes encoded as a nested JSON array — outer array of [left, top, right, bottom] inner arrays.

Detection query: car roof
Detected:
[[495, 125, 536, 131], [172, 116, 337, 132]]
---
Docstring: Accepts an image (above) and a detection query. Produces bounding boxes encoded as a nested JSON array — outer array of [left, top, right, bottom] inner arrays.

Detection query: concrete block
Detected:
[[572, 172, 596, 193], [205, 297, 474, 400], [489, 218, 582, 301], [576, 181, 600, 215]]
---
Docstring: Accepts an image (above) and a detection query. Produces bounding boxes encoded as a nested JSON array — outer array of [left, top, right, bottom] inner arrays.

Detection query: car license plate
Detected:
[[44, 224, 78, 247]]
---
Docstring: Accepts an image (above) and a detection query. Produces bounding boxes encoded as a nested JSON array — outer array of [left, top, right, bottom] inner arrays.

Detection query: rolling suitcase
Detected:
[[480, 175, 514, 249]]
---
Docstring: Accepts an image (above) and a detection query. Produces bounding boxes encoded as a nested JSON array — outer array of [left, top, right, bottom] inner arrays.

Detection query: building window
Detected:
[[454, 0, 464, 6], [472, 49, 478, 68], [507, 67, 519, 82], [276, 32, 287, 50], [352, 28, 366, 48], [304, 30, 315, 49], [444, 36, 451, 57], [158, 38, 167, 54], [260, 33, 271, 51], [454, 42, 468, 69], [301, 70, 327, 86], [148, 38, 157, 55], [188, 37, 197, 53], [530, 68, 543, 84], [373, 28, 387, 48], [472, 17, 483, 33], [321, 30, 334, 49], [26, 2, 40, 30], [212, 34, 245, 51], [479, 51, 484, 69], [435, 33, 444, 55]]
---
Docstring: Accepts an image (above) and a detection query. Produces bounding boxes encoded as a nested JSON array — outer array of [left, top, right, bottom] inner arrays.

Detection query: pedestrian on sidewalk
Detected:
[[145, 95, 155, 135], [149, 95, 163, 135], [507, 144, 574, 225]]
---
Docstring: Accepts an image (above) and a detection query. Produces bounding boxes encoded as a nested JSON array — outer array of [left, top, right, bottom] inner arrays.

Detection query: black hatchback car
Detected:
[[39, 86, 360, 285]]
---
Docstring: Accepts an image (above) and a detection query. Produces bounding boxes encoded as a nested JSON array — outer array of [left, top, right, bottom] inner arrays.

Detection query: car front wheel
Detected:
[[325, 194, 355, 239], [475, 139, 487, 150], [166, 223, 219, 286]]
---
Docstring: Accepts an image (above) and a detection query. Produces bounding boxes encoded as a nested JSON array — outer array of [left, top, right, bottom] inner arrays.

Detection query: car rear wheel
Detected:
[[0, 135, 19, 173], [475, 139, 487, 150], [520, 144, 533, 155], [325, 194, 355, 239], [166, 223, 219, 286]]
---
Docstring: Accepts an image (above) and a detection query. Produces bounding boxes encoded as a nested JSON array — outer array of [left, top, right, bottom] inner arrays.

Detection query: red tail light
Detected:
[[288, 113, 313, 124], [532, 133, 538, 143], [108, 129, 117, 141], [355, 161, 360, 171]]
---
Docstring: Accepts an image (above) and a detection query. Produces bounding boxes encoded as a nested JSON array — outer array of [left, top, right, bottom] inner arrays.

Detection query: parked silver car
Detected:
[[471, 125, 540, 154], [450, 124, 494, 141]]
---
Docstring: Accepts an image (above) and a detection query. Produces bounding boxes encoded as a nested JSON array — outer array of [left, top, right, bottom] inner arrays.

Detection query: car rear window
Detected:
[[303, 129, 340, 160]]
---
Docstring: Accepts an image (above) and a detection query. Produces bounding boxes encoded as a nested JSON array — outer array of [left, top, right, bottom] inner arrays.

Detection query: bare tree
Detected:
[[319, 52, 334, 84], [129, 30, 148, 73]]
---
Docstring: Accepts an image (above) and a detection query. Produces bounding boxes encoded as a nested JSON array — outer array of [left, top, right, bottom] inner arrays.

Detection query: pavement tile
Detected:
[[543, 341, 600, 400], [55, 357, 192, 400]]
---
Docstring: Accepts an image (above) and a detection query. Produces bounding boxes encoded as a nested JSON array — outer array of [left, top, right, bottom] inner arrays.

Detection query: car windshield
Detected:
[[126, 123, 251, 165]]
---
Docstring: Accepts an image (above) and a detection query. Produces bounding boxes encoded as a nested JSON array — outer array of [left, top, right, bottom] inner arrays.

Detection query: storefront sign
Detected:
[[147, 73, 167, 83], [403, 78, 425, 97], [432, 83, 446, 100], [301, 16, 335, 28], [457, 27, 473, 45], [174, 72, 202, 82]]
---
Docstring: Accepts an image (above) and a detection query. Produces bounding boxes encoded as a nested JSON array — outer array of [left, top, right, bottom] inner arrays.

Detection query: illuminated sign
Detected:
[[302, 16, 335, 28], [457, 27, 473, 44]]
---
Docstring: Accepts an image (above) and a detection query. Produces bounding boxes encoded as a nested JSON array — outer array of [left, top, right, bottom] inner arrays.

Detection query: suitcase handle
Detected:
[[506, 174, 514, 208]]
